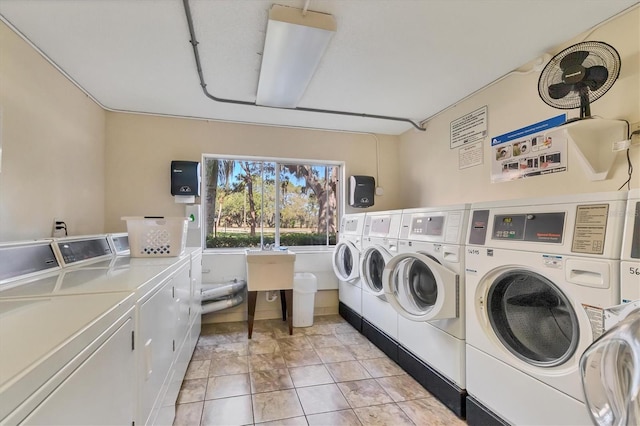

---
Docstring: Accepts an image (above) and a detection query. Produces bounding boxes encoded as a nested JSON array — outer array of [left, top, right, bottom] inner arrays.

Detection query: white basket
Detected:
[[122, 217, 188, 257]]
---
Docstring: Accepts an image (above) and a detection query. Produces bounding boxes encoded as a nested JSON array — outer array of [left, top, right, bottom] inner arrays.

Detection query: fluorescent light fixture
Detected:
[[256, 5, 336, 108]]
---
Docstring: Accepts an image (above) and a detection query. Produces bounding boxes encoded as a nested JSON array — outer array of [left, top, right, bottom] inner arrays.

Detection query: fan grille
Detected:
[[538, 41, 621, 110]]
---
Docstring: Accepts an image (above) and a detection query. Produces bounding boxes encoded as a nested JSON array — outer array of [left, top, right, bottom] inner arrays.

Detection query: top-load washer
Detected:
[[621, 188, 640, 303], [360, 209, 402, 359], [0, 236, 200, 426], [333, 213, 366, 331], [383, 204, 470, 417], [0, 239, 136, 425], [464, 191, 627, 426]]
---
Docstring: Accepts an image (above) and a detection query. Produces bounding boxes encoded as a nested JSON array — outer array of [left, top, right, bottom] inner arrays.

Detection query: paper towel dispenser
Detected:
[[171, 161, 200, 197], [349, 175, 375, 208]]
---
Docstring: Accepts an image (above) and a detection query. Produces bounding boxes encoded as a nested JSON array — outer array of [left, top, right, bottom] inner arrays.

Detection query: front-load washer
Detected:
[[464, 191, 627, 426], [360, 209, 402, 360], [621, 188, 640, 303], [333, 213, 366, 331], [383, 204, 470, 417]]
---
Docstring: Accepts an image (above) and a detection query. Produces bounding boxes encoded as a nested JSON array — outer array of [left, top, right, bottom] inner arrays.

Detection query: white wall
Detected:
[[0, 21, 106, 241], [201, 250, 338, 324], [104, 112, 402, 234], [398, 7, 640, 208]]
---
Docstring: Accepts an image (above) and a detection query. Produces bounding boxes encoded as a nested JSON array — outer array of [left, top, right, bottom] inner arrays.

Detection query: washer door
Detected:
[[383, 252, 458, 321], [486, 269, 580, 367], [332, 241, 360, 282], [360, 245, 393, 296]]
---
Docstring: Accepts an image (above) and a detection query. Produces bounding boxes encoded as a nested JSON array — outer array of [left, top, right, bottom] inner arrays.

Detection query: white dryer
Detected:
[[333, 213, 366, 331], [621, 188, 640, 303], [360, 210, 402, 360], [464, 191, 627, 426], [383, 204, 469, 417]]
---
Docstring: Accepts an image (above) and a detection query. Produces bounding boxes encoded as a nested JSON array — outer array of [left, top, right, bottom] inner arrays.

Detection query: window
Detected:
[[203, 156, 340, 249]]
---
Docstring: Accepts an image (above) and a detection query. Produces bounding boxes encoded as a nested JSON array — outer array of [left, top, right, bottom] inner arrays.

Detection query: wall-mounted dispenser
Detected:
[[349, 175, 375, 208], [171, 161, 200, 203]]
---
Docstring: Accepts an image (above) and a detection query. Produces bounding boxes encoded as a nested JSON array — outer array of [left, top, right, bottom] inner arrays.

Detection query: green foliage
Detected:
[[206, 232, 336, 248]]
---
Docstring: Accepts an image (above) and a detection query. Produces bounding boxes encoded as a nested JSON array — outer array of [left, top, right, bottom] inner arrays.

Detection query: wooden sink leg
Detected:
[[247, 290, 258, 339], [284, 289, 293, 335]]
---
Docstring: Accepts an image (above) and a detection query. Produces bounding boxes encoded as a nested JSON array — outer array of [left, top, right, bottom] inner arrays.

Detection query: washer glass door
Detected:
[[384, 252, 458, 321], [361, 247, 388, 295], [487, 269, 579, 367], [332, 241, 359, 282]]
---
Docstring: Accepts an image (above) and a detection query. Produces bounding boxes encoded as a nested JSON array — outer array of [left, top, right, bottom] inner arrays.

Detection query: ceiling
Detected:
[[1, 0, 637, 135]]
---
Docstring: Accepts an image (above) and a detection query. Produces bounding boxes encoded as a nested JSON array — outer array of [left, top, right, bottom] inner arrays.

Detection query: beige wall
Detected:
[[0, 21, 106, 241], [398, 7, 640, 208], [104, 112, 401, 233]]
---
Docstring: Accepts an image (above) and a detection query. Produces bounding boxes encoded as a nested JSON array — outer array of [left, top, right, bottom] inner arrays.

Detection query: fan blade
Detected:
[[548, 82, 573, 99], [584, 65, 609, 90], [559, 50, 589, 70]]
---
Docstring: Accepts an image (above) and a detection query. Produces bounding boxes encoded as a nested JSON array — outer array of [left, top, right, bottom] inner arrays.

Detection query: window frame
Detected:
[[200, 153, 344, 252]]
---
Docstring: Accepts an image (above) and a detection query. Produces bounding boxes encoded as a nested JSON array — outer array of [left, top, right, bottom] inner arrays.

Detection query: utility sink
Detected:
[[245, 249, 296, 291]]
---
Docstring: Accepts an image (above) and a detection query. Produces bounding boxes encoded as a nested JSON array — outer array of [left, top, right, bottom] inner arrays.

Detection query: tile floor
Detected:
[[174, 315, 466, 426]]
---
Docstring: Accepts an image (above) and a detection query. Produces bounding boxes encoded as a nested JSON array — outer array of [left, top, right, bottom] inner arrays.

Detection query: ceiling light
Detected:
[[256, 4, 336, 108]]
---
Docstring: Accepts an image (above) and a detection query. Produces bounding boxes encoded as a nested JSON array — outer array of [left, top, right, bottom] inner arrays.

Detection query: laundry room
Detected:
[[0, 1, 639, 425]]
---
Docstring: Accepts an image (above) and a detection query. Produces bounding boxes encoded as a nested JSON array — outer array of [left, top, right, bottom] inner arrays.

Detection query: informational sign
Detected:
[[572, 204, 609, 255], [490, 114, 567, 183], [450, 106, 488, 149], [459, 142, 483, 169]]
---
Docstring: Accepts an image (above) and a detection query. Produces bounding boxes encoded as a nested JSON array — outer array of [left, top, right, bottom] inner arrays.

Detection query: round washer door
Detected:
[[382, 252, 458, 321], [360, 245, 393, 296], [332, 241, 360, 282], [486, 269, 580, 367]]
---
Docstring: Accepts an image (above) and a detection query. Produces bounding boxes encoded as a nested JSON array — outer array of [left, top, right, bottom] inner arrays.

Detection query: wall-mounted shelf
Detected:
[[547, 118, 628, 181]]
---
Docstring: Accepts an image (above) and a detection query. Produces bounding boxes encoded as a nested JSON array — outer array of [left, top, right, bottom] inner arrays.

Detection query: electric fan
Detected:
[[538, 41, 621, 122]]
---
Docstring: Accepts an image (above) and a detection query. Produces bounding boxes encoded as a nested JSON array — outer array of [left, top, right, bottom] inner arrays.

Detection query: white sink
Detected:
[[245, 249, 296, 291]]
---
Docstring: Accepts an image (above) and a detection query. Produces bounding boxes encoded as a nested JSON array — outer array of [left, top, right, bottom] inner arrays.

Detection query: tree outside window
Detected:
[[203, 157, 339, 249]]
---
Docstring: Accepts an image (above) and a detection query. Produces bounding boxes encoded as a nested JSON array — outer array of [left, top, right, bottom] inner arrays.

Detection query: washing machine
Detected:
[[0, 236, 198, 426], [464, 191, 627, 426], [333, 213, 366, 331], [360, 209, 402, 360], [0, 239, 136, 425], [621, 188, 640, 303], [383, 204, 470, 417]]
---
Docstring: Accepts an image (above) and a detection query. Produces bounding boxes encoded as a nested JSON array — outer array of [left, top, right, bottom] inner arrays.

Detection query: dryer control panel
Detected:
[[493, 212, 565, 243]]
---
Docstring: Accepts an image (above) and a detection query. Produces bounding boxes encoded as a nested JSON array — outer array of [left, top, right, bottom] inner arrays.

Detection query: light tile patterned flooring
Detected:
[[174, 315, 466, 426]]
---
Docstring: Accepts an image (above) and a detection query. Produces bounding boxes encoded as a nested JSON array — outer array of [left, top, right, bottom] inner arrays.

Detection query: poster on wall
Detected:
[[491, 114, 567, 183], [459, 142, 483, 169], [450, 106, 487, 149]]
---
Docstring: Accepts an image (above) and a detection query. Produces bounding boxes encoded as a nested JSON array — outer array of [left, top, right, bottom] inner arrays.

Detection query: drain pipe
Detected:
[[202, 293, 245, 314], [182, 0, 426, 132], [201, 279, 247, 302]]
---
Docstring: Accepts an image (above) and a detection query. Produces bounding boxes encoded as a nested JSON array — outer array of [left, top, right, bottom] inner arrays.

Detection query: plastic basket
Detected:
[[122, 216, 188, 257]]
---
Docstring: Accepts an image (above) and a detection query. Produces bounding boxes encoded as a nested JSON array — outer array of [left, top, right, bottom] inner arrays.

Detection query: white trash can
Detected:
[[293, 272, 318, 327]]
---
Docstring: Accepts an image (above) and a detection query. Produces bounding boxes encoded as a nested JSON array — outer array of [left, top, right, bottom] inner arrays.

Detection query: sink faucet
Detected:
[[262, 243, 273, 251]]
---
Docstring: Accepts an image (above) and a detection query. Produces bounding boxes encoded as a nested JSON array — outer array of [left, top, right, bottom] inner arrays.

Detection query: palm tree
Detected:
[[204, 159, 234, 237]]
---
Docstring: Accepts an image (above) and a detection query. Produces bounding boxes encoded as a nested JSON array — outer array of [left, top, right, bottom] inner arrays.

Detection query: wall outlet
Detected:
[[52, 218, 67, 238]]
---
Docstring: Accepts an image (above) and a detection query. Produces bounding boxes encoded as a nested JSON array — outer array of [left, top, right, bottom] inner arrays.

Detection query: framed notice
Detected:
[[450, 106, 488, 149]]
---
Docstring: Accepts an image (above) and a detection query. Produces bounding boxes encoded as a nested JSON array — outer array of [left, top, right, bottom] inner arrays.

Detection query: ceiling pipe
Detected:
[[182, 0, 426, 132]]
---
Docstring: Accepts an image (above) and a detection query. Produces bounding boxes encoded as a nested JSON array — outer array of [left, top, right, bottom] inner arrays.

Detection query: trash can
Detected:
[[293, 272, 318, 327]]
